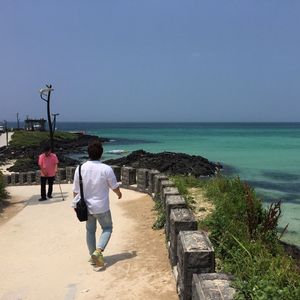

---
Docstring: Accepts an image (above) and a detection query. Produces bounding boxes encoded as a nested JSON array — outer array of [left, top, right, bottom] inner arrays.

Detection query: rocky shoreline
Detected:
[[0, 134, 222, 177], [0, 133, 221, 177]]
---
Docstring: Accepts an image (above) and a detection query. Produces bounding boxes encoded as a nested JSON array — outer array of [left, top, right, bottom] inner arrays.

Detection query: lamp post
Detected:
[[16, 113, 20, 130], [39, 84, 54, 150], [52, 113, 60, 133], [4, 120, 8, 146]]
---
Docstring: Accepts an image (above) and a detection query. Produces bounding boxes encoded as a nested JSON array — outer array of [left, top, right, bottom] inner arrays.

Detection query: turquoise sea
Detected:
[[58, 122, 300, 247]]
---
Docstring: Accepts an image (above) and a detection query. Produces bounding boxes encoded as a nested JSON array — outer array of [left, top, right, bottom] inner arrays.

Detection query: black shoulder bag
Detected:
[[75, 164, 88, 222]]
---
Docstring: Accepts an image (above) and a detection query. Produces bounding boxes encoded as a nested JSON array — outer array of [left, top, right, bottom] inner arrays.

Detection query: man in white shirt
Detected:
[[73, 140, 122, 268]]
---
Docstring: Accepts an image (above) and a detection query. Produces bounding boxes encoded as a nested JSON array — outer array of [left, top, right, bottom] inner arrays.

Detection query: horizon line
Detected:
[[3, 120, 300, 124]]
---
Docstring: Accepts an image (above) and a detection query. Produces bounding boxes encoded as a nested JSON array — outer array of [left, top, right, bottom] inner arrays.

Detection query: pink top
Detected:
[[38, 153, 59, 177]]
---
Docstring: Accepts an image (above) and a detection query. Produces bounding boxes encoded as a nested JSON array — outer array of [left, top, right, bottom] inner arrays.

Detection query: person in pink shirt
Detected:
[[38, 144, 59, 201]]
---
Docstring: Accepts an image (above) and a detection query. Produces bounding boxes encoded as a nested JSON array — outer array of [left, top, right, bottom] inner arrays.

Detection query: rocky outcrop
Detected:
[[104, 150, 221, 177]]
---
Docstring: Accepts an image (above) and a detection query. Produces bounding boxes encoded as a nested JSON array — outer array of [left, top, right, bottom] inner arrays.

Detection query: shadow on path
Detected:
[[26, 192, 69, 206], [105, 251, 137, 268]]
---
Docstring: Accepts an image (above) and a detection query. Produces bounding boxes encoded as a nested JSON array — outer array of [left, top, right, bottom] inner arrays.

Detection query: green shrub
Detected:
[[171, 175, 203, 208], [201, 175, 300, 299], [152, 199, 166, 230], [171, 174, 300, 299], [0, 171, 9, 202]]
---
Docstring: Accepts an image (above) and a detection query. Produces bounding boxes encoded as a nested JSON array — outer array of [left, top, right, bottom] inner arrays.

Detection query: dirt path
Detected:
[[0, 185, 177, 300]]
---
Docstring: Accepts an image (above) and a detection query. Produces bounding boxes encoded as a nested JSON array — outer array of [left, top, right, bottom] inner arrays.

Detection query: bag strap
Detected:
[[79, 164, 85, 201]]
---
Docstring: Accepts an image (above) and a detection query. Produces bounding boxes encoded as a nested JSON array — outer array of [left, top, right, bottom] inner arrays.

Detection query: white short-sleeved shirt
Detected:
[[72, 161, 119, 214]]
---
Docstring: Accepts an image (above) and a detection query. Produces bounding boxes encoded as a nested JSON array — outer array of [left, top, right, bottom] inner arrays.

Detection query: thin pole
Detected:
[[58, 180, 64, 201], [46, 85, 54, 151]]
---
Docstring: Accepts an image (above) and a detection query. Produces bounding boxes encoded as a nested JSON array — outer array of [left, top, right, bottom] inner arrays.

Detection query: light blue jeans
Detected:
[[86, 210, 113, 255]]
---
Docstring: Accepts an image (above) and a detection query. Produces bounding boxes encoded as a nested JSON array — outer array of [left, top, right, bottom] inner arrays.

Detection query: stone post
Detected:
[[192, 273, 235, 300], [121, 166, 136, 187], [162, 186, 180, 208], [36, 170, 41, 184], [66, 166, 76, 183], [160, 180, 175, 202], [3, 174, 11, 186], [136, 168, 149, 192], [154, 174, 169, 201], [177, 231, 215, 300], [148, 170, 160, 194], [169, 208, 197, 266], [19, 173, 27, 185], [11, 173, 19, 185], [27, 171, 35, 184], [165, 195, 187, 240], [111, 165, 121, 182]]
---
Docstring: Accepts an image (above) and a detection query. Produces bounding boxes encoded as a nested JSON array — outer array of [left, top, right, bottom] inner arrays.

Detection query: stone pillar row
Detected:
[[2, 165, 235, 299], [3, 167, 76, 185], [152, 172, 236, 300]]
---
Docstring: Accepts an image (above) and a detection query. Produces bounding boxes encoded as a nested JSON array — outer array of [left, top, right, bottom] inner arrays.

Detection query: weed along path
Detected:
[[0, 184, 177, 300]]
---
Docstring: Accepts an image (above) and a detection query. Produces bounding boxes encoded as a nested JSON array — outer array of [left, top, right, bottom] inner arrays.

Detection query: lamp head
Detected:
[[39, 87, 54, 96]]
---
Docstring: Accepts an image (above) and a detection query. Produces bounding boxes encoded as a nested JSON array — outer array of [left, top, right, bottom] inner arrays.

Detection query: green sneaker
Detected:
[[88, 258, 96, 266], [91, 250, 104, 267]]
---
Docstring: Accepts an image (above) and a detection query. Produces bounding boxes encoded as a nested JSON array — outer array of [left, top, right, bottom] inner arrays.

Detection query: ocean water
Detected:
[[58, 122, 300, 247]]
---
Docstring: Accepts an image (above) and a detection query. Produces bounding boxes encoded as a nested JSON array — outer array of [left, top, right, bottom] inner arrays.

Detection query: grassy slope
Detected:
[[171, 175, 300, 300], [9, 130, 77, 148]]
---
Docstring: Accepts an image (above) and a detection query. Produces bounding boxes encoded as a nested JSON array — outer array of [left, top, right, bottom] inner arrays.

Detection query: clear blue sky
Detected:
[[1, 0, 300, 122]]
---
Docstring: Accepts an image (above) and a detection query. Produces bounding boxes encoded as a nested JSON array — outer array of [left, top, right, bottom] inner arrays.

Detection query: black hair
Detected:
[[88, 139, 103, 160], [43, 144, 51, 152]]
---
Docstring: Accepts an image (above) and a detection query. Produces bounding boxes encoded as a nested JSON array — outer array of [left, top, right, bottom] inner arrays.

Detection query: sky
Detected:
[[1, 0, 300, 123]]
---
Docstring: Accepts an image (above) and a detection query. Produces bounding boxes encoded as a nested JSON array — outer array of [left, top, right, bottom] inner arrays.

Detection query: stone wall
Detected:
[[3, 167, 76, 186], [4, 166, 235, 299]]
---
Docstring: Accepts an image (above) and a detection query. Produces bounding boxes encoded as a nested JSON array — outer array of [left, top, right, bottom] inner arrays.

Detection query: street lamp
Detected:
[[16, 112, 20, 130], [52, 113, 60, 133], [39, 84, 54, 150]]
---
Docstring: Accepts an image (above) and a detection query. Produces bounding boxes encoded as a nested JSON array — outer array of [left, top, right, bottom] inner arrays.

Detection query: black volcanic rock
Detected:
[[53, 134, 109, 152], [104, 150, 222, 177]]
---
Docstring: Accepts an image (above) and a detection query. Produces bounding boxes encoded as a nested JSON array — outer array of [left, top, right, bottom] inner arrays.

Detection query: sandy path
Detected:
[[0, 185, 177, 300]]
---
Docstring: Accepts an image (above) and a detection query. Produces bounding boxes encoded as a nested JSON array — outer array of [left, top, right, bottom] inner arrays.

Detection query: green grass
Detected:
[[152, 199, 166, 230], [171, 175, 203, 208], [171, 175, 300, 299], [9, 130, 77, 148]]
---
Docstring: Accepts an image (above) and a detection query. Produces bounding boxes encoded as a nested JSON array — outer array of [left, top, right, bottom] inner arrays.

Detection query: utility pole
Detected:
[[16, 112, 20, 130], [39, 84, 54, 151]]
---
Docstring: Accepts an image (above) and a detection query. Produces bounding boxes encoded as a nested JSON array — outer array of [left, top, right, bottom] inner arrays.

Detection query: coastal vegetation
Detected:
[[169, 175, 300, 299], [9, 130, 77, 148], [0, 171, 9, 209], [152, 199, 166, 230]]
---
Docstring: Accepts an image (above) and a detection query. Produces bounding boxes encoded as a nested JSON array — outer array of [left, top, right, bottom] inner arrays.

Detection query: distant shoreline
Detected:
[[4, 121, 300, 125]]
